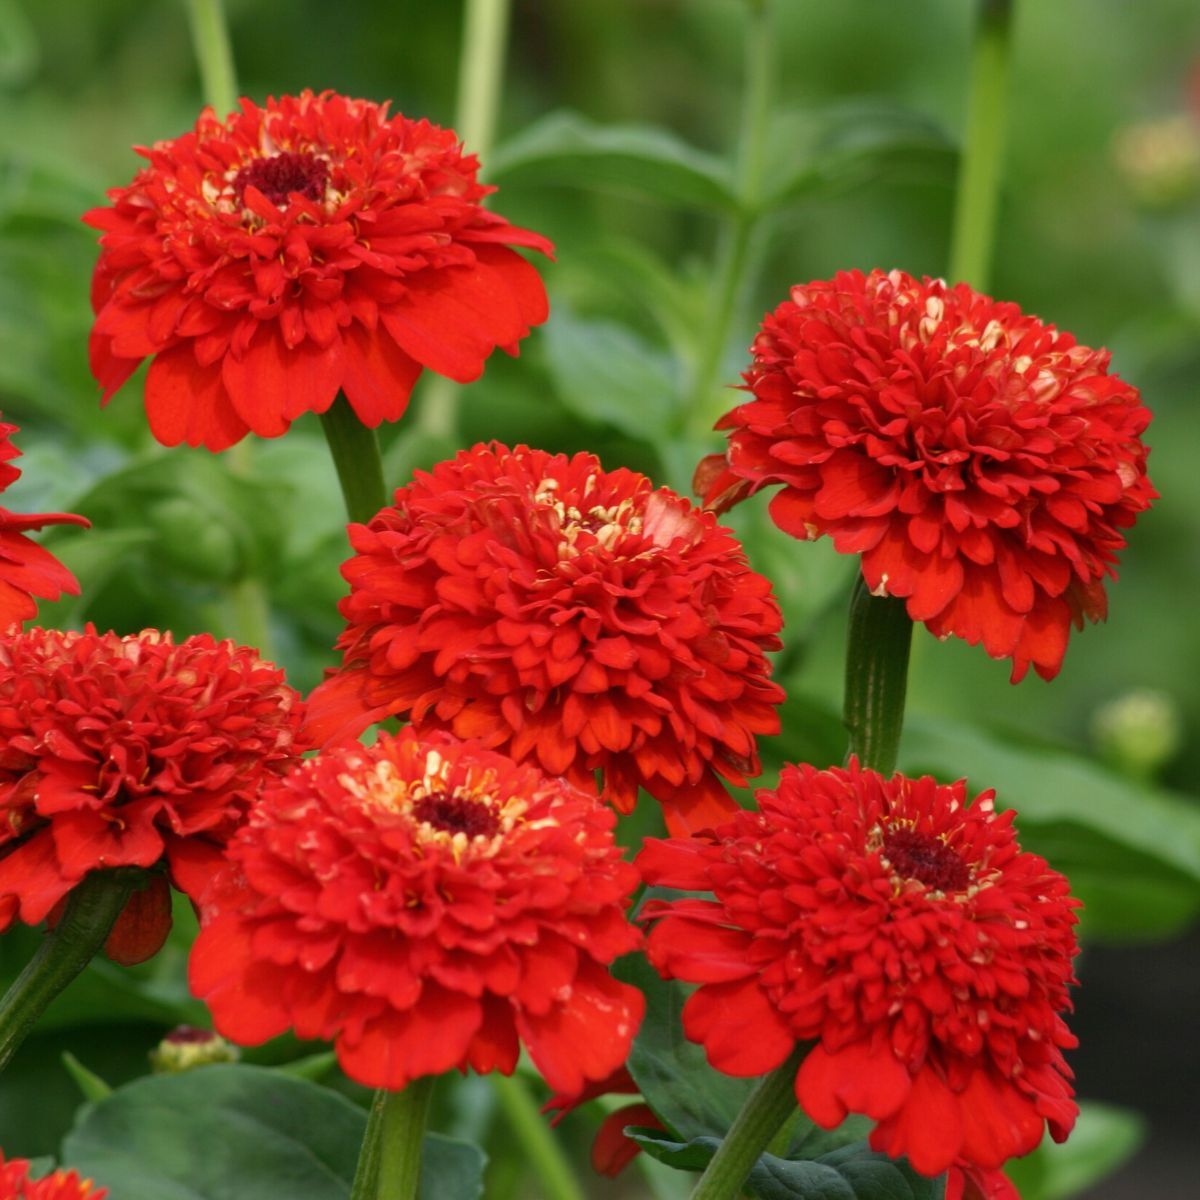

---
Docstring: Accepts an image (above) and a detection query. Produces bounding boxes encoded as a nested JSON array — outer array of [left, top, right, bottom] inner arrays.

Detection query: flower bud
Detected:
[[149, 1026, 239, 1073]]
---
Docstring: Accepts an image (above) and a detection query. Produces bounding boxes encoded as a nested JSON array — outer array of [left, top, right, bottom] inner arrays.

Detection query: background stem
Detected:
[[947, 0, 1018, 290], [183, 0, 238, 116], [683, 0, 774, 437], [688, 1046, 804, 1200], [319, 396, 389, 525], [416, 0, 513, 441], [0, 871, 136, 1074], [492, 1072, 587, 1200]]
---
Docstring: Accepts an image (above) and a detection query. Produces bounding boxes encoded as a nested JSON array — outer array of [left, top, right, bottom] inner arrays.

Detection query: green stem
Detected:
[[688, 1046, 804, 1200], [947, 0, 1018, 290], [416, 0, 513, 441], [0, 871, 137, 1074], [183, 0, 238, 116], [319, 396, 389, 525], [683, 0, 774, 437], [360, 1078, 436, 1200], [843, 573, 913, 776], [492, 1072, 587, 1200]]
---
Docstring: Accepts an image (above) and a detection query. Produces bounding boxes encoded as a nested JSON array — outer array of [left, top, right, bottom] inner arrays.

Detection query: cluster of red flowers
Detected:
[[0, 418, 88, 630], [307, 442, 785, 834], [698, 268, 1155, 681], [0, 626, 306, 962], [639, 761, 1080, 1179], [190, 730, 644, 1093], [85, 90, 551, 450], [0, 1153, 105, 1200]]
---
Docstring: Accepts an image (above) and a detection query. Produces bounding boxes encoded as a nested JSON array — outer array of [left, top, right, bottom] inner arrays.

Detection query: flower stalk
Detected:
[[687, 1046, 805, 1200], [843, 573, 914, 776], [492, 1072, 587, 1200], [350, 1078, 436, 1200], [319, 396, 389, 525], [0, 870, 137, 1074], [683, 0, 775, 437], [183, 0, 238, 117], [417, 0, 513, 440], [948, 0, 1019, 290]]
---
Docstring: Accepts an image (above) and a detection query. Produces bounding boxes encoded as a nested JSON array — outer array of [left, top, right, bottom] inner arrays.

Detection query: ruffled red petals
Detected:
[[305, 443, 785, 835], [637, 760, 1080, 1179], [703, 268, 1156, 681], [0, 1151, 107, 1199], [189, 730, 644, 1092], [0, 417, 89, 630], [0, 626, 306, 953], [85, 90, 552, 450]]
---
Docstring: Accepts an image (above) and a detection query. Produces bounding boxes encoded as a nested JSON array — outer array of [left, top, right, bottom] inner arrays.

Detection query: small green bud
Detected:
[[1092, 688, 1182, 780], [149, 1026, 240, 1074]]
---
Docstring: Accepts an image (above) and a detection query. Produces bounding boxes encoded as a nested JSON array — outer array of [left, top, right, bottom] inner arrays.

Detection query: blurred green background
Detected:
[[1, 1, 1198, 1197]]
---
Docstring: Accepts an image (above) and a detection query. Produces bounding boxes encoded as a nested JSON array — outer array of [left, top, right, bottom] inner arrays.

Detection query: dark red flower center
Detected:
[[234, 151, 330, 207], [881, 827, 970, 892], [163, 1025, 218, 1045], [412, 790, 500, 839]]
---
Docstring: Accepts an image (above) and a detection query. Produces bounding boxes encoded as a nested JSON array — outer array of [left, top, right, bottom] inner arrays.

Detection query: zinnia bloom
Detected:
[[305, 443, 785, 835], [189, 730, 644, 1093], [85, 90, 551, 451], [638, 760, 1079, 1179], [697, 269, 1155, 681], [0, 1152, 106, 1200], [0, 627, 305, 963], [0, 418, 88, 629]]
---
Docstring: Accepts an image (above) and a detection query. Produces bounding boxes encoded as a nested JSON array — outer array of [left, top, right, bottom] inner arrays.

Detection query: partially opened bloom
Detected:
[[638, 761, 1079, 1179], [698, 269, 1155, 680], [305, 443, 785, 834], [0, 627, 305, 963], [0, 1152, 107, 1200], [85, 90, 551, 451], [189, 730, 644, 1093], [0, 418, 88, 629]]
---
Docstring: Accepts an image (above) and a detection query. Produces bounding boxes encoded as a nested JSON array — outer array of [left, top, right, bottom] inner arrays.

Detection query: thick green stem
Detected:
[[843, 574, 913, 776], [0, 871, 137, 1074], [947, 0, 1018, 290], [688, 1046, 804, 1200], [492, 1072, 587, 1200], [683, 0, 774, 437], [416, 0, 513, 441], [183, 0, 238, 116], [319, 396, 389, 525], [353, 1078, 436, 1200]]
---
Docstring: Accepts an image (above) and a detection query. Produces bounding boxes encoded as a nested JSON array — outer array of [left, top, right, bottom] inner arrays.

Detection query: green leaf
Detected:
[[60, 1052, 113, 1101], [762, 101, 956, 212], [542, 304, 680, 443], [62, 1064, 485, 1200], [490, 111, 738, 213], [628, 1131, 942, 1200], [1005, 1102, 1144, 1200], [900, 716, 1200, 940]]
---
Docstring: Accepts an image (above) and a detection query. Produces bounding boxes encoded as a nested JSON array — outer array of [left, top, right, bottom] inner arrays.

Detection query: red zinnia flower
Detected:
[[0, 1152, 107, 1200], [305, 443, 785, 835], [189, 730, 644, 1093], [0, 418, 88, 629], [85, 90, 551, 451], [698, 269, 1155, 681], [0, 627, 305, 963], [638, 761, 1079, 1179]]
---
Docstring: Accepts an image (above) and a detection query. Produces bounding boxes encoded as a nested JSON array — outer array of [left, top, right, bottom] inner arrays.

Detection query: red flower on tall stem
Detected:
[[85, 90, 552, 451], [638, 760, 1080, 1179], [698, 269, 1155, 680], [0, 418, 88, 630], [305, 443, 785, 835], [189, 730, 644, 1094], [0, 627, 305, 963], [0, 1151, 107, 1199]]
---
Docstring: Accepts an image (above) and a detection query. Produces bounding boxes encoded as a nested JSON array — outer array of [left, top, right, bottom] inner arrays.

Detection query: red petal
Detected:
[[145, 345, 249, 451], [104, 874, 173, 966], [869, 1063, 964, 1177], [221, 327, 343, 434], [340, 322, 422, 426], [681, 977, 796, 1077], [795, 1040, 912, 1129]]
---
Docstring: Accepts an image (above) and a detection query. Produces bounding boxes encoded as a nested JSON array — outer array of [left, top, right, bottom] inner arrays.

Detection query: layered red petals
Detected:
[[703, 269, 1156, 680], [189, 731, 644, 1092], [637, 761, 1080, 1178], [0, 627, 306, 950], [306, 443, 784, 835], [85, 90, 551, 450], [0, 1151, 107, 1199]]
